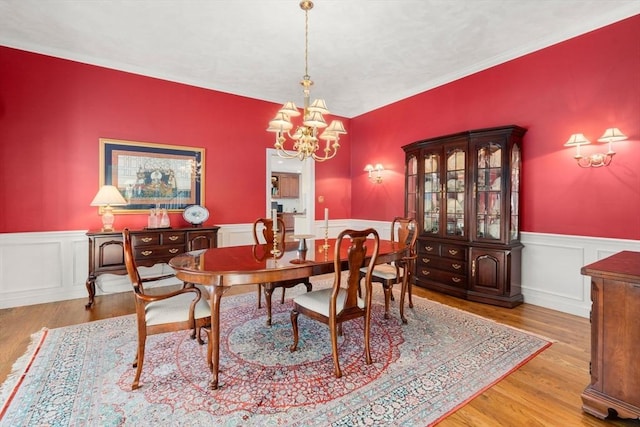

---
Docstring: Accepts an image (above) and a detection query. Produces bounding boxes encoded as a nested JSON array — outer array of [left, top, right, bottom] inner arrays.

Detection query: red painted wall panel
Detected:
[[1, 15, 638, 240], [350, 14, 640, 240], [0, 47, 351, 233]]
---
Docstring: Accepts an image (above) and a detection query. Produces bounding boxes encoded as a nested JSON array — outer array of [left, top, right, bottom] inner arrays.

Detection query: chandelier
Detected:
[[267, 0, 346, 162]]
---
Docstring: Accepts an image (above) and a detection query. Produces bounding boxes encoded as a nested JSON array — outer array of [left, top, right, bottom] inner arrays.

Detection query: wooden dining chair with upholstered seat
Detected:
[[360, 217, 418, 323], [290, 228, 380, 378], [253, 217, 312, 326], [123, 228, 212, 390]]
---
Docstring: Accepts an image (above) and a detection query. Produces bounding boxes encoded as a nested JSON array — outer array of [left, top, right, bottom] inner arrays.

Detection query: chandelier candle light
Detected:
[[267, 1, 347, 162]]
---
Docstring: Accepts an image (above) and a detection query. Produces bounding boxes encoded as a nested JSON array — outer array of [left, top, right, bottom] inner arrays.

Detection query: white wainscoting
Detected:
[[520, 232, 640, 317], [1, 226, 638, 316]]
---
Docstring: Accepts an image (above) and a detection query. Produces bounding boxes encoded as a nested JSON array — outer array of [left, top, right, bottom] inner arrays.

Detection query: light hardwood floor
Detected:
[[1, 285, 638, 426]]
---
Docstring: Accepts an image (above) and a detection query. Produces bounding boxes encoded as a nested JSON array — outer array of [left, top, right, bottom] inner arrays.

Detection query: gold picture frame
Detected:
[[99, 138, 205, 212]]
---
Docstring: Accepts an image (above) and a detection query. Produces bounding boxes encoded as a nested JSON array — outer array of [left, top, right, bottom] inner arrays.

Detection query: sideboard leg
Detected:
[[85, 277, 96, 309]]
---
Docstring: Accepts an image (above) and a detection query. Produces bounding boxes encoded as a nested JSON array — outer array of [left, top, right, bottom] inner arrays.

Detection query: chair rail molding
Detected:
[[1, 227, 638, 314]]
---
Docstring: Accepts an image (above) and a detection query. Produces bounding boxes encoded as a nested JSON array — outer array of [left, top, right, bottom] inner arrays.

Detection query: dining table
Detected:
[[169, 236, 410, 389]]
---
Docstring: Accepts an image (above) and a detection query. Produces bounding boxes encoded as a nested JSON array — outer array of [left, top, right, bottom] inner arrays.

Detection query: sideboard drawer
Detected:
[[134, 245, 186, 260], [132, 233, 161, 246], [162, 231, 185, 244]]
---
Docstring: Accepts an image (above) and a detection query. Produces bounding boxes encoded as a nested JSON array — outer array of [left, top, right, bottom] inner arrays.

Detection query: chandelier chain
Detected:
[[304, 6, 309, 78]]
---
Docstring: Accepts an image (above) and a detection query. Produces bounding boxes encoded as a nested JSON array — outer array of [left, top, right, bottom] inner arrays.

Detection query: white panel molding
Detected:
[[0, 230, 89, 309], [2, 228, 638, 315], [520, 232, 640, 318]]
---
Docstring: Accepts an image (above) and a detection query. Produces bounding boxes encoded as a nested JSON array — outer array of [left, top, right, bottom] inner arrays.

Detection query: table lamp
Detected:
[[90, 185, 128, 231]]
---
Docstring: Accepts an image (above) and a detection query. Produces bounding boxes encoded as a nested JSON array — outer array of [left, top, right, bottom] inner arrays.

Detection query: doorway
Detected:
[[265, 148, 315, 235]]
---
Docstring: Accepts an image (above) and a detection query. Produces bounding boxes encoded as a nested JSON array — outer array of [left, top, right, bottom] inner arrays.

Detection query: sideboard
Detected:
[[85, 226, 219, 308], [580, 250, 640, 420]]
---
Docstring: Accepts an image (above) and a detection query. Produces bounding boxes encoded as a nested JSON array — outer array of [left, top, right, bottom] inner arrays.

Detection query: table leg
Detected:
[[209, 284, 228, 389], [399, 263, 408, 324], [264, 285, 274, 326]]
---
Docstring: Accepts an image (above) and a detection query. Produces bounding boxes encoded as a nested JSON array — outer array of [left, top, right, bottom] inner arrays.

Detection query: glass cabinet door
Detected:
[[510, 144, 521, 240], [423, 152, 441, 234], [406, 154, 418, 221], [475, 142, 502, 240], [445, 147, 465, 237]]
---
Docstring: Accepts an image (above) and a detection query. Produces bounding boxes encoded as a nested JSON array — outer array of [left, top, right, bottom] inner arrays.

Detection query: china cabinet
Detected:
[[403, 125, 525, 307]]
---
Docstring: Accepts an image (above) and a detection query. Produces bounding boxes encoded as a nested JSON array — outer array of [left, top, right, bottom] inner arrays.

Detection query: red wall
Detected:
[[0, 47, 351, 233], [1, 15, 638, 240], [350, 14, 640, 240]]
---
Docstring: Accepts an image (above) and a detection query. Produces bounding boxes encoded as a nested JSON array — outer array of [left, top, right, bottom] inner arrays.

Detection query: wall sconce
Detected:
[[564, 128, 627, 168], [364, 163, 384, 183], [90, 185, 128, 231]]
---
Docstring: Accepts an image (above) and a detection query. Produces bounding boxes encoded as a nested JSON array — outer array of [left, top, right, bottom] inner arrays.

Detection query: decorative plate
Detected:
[[182, 205, 209, 225]]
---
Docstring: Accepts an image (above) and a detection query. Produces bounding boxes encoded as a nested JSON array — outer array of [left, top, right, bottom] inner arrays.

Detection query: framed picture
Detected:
[[99, 138, 205, 212]]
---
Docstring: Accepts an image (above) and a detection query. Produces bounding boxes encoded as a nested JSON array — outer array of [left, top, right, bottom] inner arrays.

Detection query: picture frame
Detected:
[[99, 138, 205, 212]]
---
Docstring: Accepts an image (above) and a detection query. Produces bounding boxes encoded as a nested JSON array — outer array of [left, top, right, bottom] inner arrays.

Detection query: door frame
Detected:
[[265, 148, 315, 235]]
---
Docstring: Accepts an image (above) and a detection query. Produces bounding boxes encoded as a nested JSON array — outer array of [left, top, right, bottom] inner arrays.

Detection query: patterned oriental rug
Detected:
[[0, 287, 550, 426]]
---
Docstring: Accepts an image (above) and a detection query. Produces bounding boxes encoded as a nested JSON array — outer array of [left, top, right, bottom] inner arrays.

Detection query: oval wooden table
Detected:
[[169, 238, 409, 389]]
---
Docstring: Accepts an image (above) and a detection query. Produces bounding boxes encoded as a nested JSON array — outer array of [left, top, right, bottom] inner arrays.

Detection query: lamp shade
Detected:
[[597, 128, 627, 143], [278, 102, 301, 117], [90, 185, 127, 207], [564, 133, 590, 147]]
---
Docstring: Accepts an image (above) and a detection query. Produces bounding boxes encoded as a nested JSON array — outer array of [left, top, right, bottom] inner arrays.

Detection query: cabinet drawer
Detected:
[[441, 244, 466, 260], [418, 241, 440, 255], [419, 256, 466, 274], [134, 245, 185, 260], [132, 233, 161, 246], [417, 267, 467, 288], [162, 231, 185, 244]]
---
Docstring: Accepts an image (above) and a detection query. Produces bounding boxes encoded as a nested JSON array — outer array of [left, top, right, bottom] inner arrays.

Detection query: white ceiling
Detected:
[[1, 1, 639, 118]]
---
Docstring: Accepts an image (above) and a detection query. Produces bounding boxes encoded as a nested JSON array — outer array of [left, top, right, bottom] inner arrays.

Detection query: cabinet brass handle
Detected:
[[452, 277, 461, 283], [141, 250, 153, 256], [421, 270, 430, 276], [422, 258, 431, 263], [452, 263, 461, 270], [425, 246, 433, 251], [448, 249, 458, 255], [471, 260, 476, 277], [141, 237, 153, 243], [169, 236, 179, 241], [169, 248, 180, 254]]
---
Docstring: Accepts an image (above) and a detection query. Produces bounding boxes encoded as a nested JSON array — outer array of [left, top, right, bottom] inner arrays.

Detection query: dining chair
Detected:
[[360, 217, 418, 323], [123, 228, 212, 390], [253, 217, 312, 326], [290, 228, 380, 378]]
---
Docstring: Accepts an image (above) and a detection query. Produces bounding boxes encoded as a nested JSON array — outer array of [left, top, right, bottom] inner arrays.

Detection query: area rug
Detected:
[[0, 286, 550, 426]]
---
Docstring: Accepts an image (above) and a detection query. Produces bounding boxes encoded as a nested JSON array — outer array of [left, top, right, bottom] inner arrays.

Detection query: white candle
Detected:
[[324, 208, 329, 229], [272, 209, 278, 231]]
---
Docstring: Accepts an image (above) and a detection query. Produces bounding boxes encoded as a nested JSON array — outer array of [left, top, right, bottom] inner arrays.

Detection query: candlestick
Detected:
[[323, 226, 330, 252], [324, 208, 329, 229], [271, 229, 281, 257], [272, 209, 278, 231]]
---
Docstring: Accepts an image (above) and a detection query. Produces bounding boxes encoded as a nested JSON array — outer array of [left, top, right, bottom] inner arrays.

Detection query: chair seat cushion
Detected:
[[360, 264, 403, 280], [145, 291, 210, 326], [294, 288, 364, 317]]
